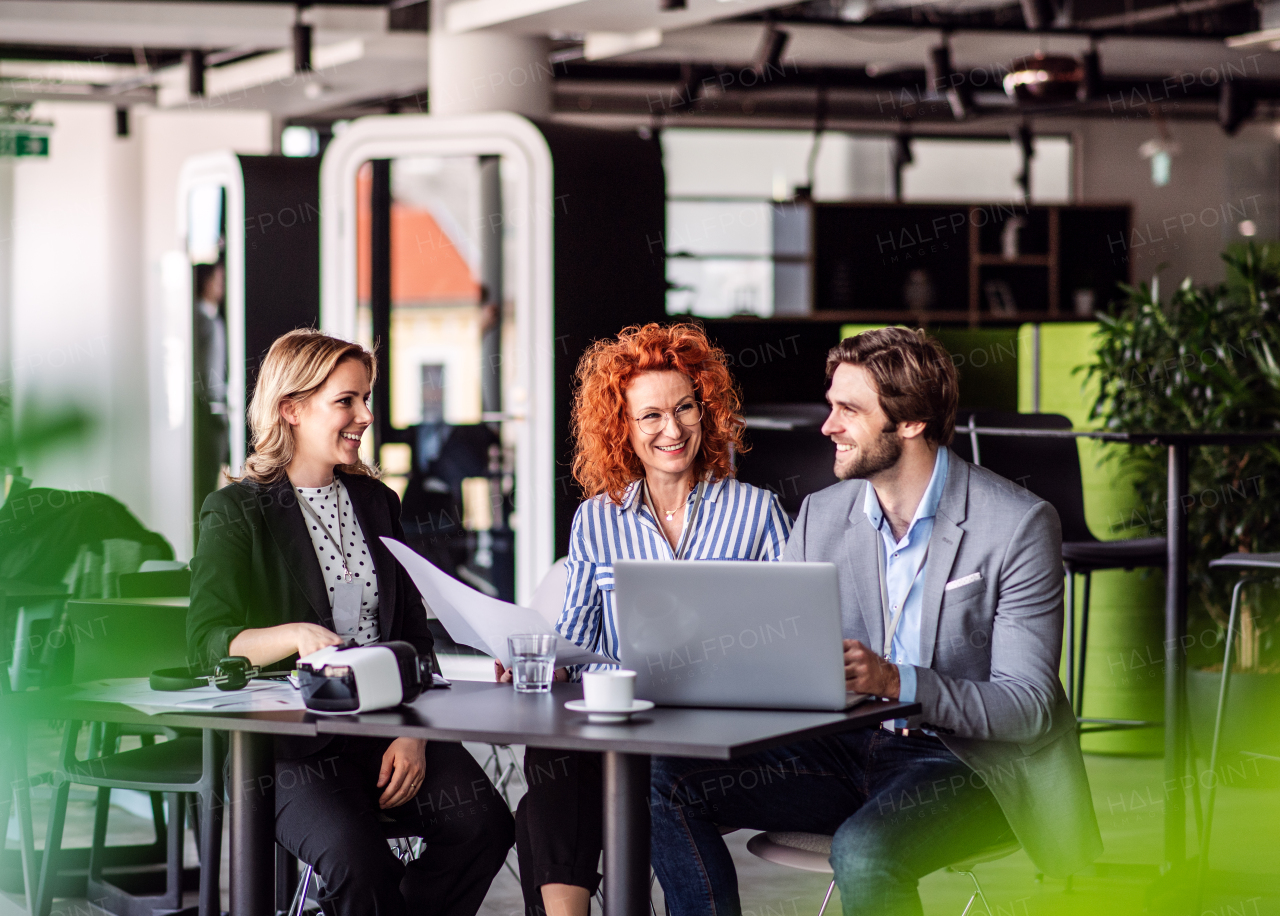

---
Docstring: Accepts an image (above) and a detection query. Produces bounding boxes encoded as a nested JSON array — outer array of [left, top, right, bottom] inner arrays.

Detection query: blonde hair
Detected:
[[237, 329, 379, 484]]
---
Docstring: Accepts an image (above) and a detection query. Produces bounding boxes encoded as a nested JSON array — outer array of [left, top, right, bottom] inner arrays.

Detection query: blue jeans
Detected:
[[649, 728, 1013, 916]]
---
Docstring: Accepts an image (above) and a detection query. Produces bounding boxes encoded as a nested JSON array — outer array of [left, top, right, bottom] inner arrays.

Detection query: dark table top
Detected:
[[0, 580, 69, 598], [314, 681, 919, 758], [3, 680, 919, 759], [67, 597, 189, 608], [0, 687, 319, 737]]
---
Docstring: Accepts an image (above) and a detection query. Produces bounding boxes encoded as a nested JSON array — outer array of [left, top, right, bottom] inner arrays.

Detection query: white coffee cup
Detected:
[[582, 669, 636, 711]]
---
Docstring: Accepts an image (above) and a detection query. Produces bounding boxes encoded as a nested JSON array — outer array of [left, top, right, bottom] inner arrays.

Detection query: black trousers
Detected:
[[514, 747, 603, 914], [275, 736, 514, 916]]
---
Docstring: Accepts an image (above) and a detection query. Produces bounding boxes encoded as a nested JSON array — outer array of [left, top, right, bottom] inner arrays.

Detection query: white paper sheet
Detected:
[[67, 677, 308, 715], [382, 538, 612, 668]]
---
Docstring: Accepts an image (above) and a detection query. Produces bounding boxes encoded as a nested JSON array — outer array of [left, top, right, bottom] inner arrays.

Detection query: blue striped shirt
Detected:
[[557, 478, 792, 671]]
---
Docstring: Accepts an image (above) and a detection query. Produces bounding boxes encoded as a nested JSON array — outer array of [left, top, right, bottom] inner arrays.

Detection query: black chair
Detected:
[[117, 569, 190, 599], [734, 404, 837, 519], [37, 724, 223, 916], [284, 819, 425, 916], [1196, 552, 1280, 910], [33, 599, 223, 916], [956, 410, 1167, 731]]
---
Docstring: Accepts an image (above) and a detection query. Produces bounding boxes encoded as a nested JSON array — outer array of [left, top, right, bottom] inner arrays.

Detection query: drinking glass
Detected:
[[508, 634, 557, 693]]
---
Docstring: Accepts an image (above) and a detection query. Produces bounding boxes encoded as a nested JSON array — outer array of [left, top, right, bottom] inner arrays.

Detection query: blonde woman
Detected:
[[188, 329, 513, 916]]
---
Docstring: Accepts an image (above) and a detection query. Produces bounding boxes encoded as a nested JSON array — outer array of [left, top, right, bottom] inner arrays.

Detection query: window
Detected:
[[660, 129, 1073, 318], [661, 130, 893, 319], [901, 136, 1072, 203]]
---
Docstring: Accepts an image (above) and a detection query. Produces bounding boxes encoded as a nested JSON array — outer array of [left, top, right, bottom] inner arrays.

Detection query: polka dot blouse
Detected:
[[294, 479, 380, 645]]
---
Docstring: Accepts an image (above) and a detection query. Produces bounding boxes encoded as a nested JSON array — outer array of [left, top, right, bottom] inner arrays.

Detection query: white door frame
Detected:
[[319, 113, 554, 604]]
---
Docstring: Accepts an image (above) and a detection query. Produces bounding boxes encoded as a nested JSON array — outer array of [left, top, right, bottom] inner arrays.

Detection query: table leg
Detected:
[[1164, 442, 1189, 871], [230, 731, 275, 916], [1, 594, 11, 694], [6, 719, 38, 915], [602, 751, 651, 916]]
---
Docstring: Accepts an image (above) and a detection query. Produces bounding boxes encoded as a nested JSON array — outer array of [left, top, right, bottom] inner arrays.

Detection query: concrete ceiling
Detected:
[[0, 0, 1277, 124], [441, 0, 797, 36], [0, 2, 391, 49], [153, 34, 432, 116], [619, 21, 1280, 80]]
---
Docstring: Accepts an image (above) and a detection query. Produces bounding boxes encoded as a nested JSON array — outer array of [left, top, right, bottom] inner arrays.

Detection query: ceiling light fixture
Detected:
[[753, 22, 789, 77], [1018, 0, 1055, 30], [1014, 122, 1034, 200], [1003, 53, 1082, 103], [1077, 46, 1101, 101], [1218, 79, 1255, 135], [928, 43, 970, 120], [184, 49, 205, 98], [1139, 110, 1179, 188], [892, 131, 912, 202], [293, 21, 313, 74]]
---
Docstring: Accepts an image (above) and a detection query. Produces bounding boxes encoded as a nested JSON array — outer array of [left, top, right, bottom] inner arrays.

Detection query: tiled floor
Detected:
[[4, 657, 1278, 916]]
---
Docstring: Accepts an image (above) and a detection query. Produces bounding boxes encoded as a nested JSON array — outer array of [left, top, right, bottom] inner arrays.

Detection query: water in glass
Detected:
[[508, 633, 556, 694]]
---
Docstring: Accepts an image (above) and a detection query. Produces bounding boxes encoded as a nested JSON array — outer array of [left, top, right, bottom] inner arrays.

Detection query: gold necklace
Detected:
[[657, 500, 684, 522], [646, 482, 692, 522]]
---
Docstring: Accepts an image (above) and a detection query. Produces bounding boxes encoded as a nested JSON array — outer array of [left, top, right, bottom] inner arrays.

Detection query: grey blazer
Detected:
[[783, 449, 1103, 877]]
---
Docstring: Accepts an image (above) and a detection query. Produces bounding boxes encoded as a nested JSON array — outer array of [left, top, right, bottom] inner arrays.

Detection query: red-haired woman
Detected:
[[498, 323, 791, 916]]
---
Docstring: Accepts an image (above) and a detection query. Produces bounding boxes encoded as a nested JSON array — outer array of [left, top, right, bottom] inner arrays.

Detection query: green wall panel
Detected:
[[837, 325, 1019, 411]]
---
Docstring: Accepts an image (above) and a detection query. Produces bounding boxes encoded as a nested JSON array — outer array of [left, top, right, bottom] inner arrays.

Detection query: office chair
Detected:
[[117, 567, 191, 599], [746, 830, 1021, 916], [32, 598, 223, 916], [955, 410, 1166, 731], [284, 818, 426, 916], [734, 405, 838, 519], [1195, 552, 1280, 913]]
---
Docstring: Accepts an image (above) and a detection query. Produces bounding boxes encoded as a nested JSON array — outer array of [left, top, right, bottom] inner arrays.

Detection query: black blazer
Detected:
[[188, 470, 433, 755]]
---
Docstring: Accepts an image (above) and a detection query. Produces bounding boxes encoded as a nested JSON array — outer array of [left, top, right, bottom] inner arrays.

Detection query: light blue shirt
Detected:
[[862, 446, 949, 705]]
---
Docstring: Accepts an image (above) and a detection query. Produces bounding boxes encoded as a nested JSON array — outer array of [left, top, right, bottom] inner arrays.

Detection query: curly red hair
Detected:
[[571, 323, 745, 505]]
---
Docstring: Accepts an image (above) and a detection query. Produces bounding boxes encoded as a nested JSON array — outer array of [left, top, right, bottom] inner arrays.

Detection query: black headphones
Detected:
[[150, 656, 264, 692]]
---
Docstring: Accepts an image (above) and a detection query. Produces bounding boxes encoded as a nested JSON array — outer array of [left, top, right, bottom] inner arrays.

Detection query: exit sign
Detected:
[[0, 125, 50, 158]]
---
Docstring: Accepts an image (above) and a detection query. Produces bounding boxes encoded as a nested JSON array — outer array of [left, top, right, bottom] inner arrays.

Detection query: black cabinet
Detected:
[[809, 201, 1131, 325]]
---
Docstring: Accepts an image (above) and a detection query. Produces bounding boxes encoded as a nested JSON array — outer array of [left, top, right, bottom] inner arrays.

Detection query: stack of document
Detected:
[[383, 539, 611, 669], [66, 678, 307, 716]]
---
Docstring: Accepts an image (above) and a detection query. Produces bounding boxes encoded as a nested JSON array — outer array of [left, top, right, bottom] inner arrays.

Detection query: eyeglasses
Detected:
[[631, 401, 703, 436]]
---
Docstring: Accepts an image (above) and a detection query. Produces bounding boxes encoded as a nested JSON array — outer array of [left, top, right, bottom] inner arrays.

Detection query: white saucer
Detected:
[[564, 699, 654, 723]]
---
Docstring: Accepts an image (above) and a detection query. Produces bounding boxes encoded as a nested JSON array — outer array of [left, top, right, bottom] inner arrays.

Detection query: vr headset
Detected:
[[297, 641, 435, 714]]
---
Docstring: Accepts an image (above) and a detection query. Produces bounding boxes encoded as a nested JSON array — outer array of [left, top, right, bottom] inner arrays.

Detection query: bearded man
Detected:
[[649, 327, 1101, 916]]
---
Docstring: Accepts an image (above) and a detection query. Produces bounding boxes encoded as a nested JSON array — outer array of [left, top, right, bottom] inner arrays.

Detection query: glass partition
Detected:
[[355, 155, 518, 601]]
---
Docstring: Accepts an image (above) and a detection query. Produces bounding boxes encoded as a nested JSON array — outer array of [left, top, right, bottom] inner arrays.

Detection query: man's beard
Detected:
[[835, 425, 902, 480]]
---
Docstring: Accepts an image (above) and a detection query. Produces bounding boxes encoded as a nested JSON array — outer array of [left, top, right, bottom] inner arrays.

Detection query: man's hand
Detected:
[[378, 737, 427, 809], [843, 639, 901, 699]]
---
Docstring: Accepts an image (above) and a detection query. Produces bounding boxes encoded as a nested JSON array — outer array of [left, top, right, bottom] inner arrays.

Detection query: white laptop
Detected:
[[613, 560, 867, 712]]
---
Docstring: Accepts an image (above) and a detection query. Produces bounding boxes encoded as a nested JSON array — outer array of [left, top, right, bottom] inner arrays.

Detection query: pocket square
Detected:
[[945, 572, 983, 591]]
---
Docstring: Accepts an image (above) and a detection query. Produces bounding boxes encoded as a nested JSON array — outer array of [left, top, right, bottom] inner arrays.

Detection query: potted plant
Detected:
[[1083, 242, 1280, 772]]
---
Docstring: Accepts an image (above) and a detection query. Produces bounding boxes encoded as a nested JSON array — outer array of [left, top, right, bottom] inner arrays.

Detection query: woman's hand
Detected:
[[378, 737, 427, 809], [291, 623, 343, 659], [228, 623, 341, 668], [493, 661, 571, 684]]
